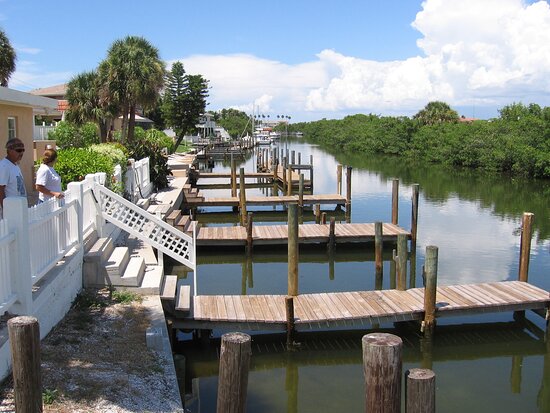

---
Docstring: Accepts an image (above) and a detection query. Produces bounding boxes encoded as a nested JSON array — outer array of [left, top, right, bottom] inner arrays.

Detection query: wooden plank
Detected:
[[257, 295, 277, 322], [176, 285, 191, 312], [224, 296, 238, 322], [215, 295, 228, 321], [160, 275, 178, 300], [231, 295, 247, 322]]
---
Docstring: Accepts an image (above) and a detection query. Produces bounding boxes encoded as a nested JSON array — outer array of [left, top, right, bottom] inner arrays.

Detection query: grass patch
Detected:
[[112, 290, 142, 304], [43, 388, 59, 404], [73, 290, 108, 310]]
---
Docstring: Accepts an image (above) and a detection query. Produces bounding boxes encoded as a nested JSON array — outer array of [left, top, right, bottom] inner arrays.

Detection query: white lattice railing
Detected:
[[27, 196, 80, 283], [0, 219, 17, 315], [93, 183, 196, 270]]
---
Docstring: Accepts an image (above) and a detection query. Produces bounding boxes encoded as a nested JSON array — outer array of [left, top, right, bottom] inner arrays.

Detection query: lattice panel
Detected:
[[95, 185, 195, 270]]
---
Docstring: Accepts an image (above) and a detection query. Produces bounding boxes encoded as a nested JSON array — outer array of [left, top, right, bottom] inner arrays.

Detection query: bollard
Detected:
[[286, 296, 296, 348], [239, 168, 247, 226], [375, 222, 383, 275], [329, 217, 336, 251], [405, 368, 436, 413], [337, 164, 342, 195], [246, 213, 253, 255], [216, 332, 251, 413], [299, 174, 304, 210], [8, 316, 43, 413], [321, 212, 327, 225], [287, 162, 293, 196], [231, 159, 237, 197], [362, 333, 402, 413], [422, 246, 438, 336], [411, 184, 419, 249]]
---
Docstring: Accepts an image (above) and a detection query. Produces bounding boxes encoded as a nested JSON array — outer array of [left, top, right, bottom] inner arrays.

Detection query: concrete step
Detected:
[[127, 236, 158, 266], [117, 256, 146, 286], [83, 237, 115, 287], [84, 237, 114, 263], [105, 247, 130, 278], [138, 265, 164, 294], [136, 198, 150, 210]]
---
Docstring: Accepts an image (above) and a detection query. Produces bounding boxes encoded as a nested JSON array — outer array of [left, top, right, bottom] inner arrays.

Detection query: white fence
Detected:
[[126, 157, 153, 201], [33, 125, 56, 140], [0, 157, 152, 317]]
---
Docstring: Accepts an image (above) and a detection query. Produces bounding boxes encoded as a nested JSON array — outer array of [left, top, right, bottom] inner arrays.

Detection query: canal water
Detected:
[[168, 138, 550, 413]]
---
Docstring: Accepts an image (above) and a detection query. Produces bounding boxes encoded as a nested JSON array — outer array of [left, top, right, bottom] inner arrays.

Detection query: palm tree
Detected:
[[0, 29, 16, 87], [66, 71, 118, 142], [98, 36, 165, 143], [413, 101, 459, 125]]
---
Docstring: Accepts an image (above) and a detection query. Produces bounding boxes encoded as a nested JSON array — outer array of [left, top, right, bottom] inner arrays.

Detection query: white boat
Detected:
[[269, 131, 281, 141], [256, 133, 272, 145]]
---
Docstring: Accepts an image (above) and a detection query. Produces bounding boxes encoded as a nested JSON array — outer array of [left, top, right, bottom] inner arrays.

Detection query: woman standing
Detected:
[[35, 148, 64, 203]]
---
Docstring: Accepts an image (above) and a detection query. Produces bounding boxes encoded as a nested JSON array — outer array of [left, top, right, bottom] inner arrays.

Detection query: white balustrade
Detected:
[[0, 219, 17, 315]]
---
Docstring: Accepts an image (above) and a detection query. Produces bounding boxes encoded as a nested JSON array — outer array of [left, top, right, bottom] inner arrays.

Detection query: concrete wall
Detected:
[[0, 104, 37, 197]]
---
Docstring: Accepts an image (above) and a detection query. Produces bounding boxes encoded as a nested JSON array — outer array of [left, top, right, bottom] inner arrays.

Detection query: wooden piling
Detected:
[[346, 166, 352, 207], [285, 296, 296, 348], [362, 333, 403, 413], [8, 316, 42, 413], [239, 167, 247, 226], [298, 174, 304, 210], [396, 233, 408, 291], [310, 155, 314, 190], [375, 222, 383, 275], [288, 204, 299, 296], [231, 159, 237, 197], [411, 184, 419, 249], [422, 246, 438, 336], [282, 157, 287, 192], [518, 212, 534, 282], [216, 332, 251, 413], [392, 179, 399, 225], [287, 162, 293, 196], [246, 213, 253, 255], [321, 212, 327, 225], [405, 368, 436, 413], [315, 204, 321, 224], [291, 150, 295, 165], [329, 217, 336, 251], [337, 164, 342, 195], [297, 152, 301, 165]]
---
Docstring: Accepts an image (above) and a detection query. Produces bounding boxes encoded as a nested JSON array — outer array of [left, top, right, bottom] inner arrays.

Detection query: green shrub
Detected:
[[55, 148, 116, 190], [48, 121, 100, 148], [146, 128, 175, 153]]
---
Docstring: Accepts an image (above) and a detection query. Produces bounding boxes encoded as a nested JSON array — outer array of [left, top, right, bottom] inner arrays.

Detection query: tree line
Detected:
[[291, 102, 550, 179]]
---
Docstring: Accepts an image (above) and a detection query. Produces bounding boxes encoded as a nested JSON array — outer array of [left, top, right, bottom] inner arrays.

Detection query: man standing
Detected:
[[0, 138, 27, 218]]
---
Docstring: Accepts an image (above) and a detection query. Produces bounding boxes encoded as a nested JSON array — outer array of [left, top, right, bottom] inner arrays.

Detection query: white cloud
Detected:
[[16, 46, 41, 55], [170, 0, 550, 119]]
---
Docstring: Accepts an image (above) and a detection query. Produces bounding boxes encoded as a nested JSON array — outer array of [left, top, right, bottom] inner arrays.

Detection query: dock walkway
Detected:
[[187, 194, 347, 208], [181, 281, 549, 331], [196, 222, 409, 246]]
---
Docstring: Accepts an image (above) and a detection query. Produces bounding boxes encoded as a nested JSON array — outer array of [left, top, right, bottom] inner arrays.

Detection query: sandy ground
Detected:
[[0, 289, 184, 413]]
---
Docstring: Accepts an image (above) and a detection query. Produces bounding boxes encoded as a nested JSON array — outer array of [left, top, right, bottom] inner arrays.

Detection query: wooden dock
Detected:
[[179, 281, 549, 331], [196, 222, 409, 246], [187, 194, 347, 208]]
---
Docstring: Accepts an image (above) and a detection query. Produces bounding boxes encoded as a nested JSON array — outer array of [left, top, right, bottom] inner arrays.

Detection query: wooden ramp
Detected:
[[189, 281, 549, 330], [196, 222, 409, 246], [186, 194, 347, 208]]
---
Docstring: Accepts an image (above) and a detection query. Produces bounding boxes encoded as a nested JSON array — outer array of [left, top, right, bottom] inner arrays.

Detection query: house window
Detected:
[[7, 117, 17, 139]]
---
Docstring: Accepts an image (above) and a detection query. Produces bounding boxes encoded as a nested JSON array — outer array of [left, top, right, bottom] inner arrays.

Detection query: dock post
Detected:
[[422, 246, 438, 336], [231, 159, 237, 197], [310, 155, 314, 191], [519, 212, 534, 282], [8, 316, 42, 413], [288, 204, 299, 296], [287, 162, 293, 196], [216, 332, 251, 413], [346, 166, 352, 208], [375, 222, 383, 277], [273, 159, 278, 181], [291, 150, 295, 165], [329, 217, 336, 251], [282, 157, 288, 193], [299, 174, 304, 211], [298, 152, 301, 165], [392, 179, 399, 225], [390, 249, 397, 289], [321, 212, 327, 225], [246, 213, 253, 255], [315, 204, 321, 224], [285, 296, 296, 348], [405, 369, 436, 413], [411, 184, 419, 249], [362, 333, 402, 413], [239, 167, 247, 226], [337, 164, 342, 195], [396, 233, 408, 291]]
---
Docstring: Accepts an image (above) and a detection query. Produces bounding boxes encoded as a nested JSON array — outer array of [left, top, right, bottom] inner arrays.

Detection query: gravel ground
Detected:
[[0, 289, 184, 413]]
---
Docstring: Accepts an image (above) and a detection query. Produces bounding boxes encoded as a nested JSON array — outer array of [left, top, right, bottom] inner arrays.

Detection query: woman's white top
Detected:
[[36, 163, 62, 201]]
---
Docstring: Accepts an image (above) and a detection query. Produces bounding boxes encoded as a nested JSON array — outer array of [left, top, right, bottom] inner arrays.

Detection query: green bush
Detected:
[[48, 121, 100, 148], [127, 127, 171, 190], [55, 148, 116, 190], [146, 128, 175, 153]]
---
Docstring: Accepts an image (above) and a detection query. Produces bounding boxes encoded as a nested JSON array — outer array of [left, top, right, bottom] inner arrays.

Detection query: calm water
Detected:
[[168, 139, 550, 413]]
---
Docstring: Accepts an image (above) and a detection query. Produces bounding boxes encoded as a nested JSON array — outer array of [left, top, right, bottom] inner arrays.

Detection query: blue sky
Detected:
[[2, 0, 550, 121]]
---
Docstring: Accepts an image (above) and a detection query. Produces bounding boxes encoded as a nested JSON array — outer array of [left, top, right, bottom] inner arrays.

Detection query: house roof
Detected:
[[0, 86, 59, 113], [30, 84, 67, 98]]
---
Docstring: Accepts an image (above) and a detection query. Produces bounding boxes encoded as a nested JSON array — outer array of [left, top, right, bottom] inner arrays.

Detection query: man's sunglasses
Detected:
[[9, 148, 25, 153]]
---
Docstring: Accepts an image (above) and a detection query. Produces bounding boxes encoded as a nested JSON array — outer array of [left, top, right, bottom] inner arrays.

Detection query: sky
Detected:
[[2, 0, 550, 122]]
